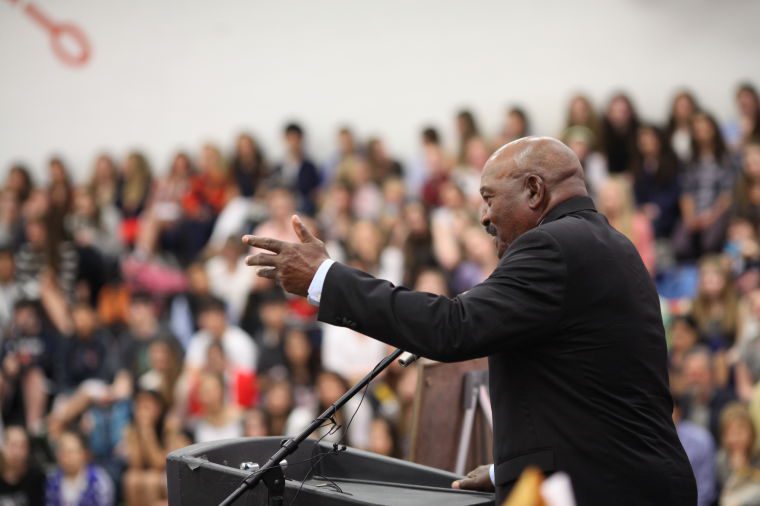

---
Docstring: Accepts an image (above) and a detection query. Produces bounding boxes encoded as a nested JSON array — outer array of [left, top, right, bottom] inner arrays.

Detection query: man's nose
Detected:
[[480, 208, 490, 228]]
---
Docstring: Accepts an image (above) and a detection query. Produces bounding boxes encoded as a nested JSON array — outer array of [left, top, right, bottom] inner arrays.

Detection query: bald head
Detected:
[[489, 137, 586, 197], [479, 136, 588, 257]]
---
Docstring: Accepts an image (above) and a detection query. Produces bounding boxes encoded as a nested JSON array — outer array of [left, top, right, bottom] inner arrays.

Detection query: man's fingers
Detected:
[[242, 235, 284, 253], [292, 215, 316, 244], [451, 465, 494, 492], [245, 252, 278, 267], [256, 267, 278, 279], [451, 477, 474, 490]]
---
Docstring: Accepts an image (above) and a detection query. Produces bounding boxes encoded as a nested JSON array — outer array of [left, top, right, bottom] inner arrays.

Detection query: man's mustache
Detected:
[[485, 224, 497, 237]]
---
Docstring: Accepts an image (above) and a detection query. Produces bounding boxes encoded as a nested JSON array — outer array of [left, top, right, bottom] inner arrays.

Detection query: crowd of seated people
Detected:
[[1, 81, 759, 506]]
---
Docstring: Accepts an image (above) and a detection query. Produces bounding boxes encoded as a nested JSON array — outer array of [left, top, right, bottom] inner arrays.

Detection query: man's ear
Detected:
[[525, 174, 545, 210]]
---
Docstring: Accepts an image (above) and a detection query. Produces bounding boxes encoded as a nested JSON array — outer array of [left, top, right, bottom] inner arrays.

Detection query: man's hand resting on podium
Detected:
[[451, 465, 495, 493], [243, 215, 330, 296]]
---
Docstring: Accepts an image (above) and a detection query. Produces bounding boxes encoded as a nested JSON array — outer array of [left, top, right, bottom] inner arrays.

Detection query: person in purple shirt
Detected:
[[674, 396, 717, 506]]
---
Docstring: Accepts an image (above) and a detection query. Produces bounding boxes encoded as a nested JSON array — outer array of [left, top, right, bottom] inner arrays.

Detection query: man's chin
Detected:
[[494, 237, 508, 258]]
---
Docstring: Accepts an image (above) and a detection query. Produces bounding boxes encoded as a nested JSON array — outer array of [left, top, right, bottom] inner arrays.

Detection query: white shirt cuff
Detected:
[[307, 259, 336, 306], [489, 464, 495, 485]]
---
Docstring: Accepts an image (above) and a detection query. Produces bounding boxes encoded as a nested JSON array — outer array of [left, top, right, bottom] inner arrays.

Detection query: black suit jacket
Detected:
[[318, 196, 697, 505]]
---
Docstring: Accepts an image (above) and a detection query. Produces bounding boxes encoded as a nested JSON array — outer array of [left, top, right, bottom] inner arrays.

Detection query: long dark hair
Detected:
[[232, 133, 266, 173], [733, 141, 760, 217], [133, 389, 168, 443], [8, 165, 34, 203], [456, 109, 480, 164], [565, 94, 601, 137], [283, 325, 321, 386], [737, 82, 760, 143], [690, 112, 728, 163], [508, 106, 530, 138], [603, 92, 640, 132], [665, 90, 699, 138], [632, 124, 680, 186]]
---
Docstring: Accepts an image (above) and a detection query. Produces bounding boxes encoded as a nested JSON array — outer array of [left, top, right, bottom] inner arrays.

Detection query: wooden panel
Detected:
[[409, 359, 493, 473]]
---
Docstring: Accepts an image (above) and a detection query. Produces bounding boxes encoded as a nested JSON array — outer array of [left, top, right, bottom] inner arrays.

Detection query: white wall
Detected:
[[1, 0, 759, 182]]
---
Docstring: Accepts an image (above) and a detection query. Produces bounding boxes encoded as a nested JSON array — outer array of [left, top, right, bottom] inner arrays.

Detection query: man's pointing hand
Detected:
[[243, 215, 329, 297]]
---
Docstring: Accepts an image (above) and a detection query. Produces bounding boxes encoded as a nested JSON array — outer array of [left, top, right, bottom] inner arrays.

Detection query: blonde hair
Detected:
[[122, 152, 152, 210], [692, 255, 738, 341], [600, 175, 636, 240], [720, 402, 756, 449]]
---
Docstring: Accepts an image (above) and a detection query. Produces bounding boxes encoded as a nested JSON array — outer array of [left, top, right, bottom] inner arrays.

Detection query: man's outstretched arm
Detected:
[[245, 215, 566, 361]]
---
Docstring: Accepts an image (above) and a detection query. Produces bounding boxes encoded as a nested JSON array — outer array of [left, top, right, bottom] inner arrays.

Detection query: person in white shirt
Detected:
[[205, 237, 254, 325], [184, 297, 257, 375], [0, 247, 19, 332]]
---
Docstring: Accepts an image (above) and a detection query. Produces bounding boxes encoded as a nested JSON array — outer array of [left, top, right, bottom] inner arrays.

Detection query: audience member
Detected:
[[0, 246, 19, 331], [597, 176, 656, 274], [282, 327, 319, 404], [116, 152, 153, 247], [692, 255, 739, 350], [177, 144, 234, 263], [230, 132, 268, 198], [564, 93, 601, 142], [4, 165, 35, 206], [561, 126, 608, 200], [119, 293, 179, 385], [408, 126, 451, 198], [205, 236, 253, 325], [15, 217, 78, 301], [494, 106, 530, 147], [138, 338, 182, 407], [726, 83, 760, 150], [88, 155, 119, 211], [601, 92, 640, 174], [0, 426, 46, 506], [242, 407, 271, 437], [631, 124, 682, 242], [121, 389, 169, 506], [286, 370, 371, 448], [717, 403, 760, 505], [454, 109, 481, 165], [680, 347, 736, 441], [366, 137, 403, 184], [184, 297, 257, 393], [454, 136, 492, 206], [45, 430, 114, 506], [191, 372, 243, 443], [0, 300, 55, 433], [136, 151, 194, 259], [68, 185, 122, 260], [733, 141, 760, 228], [673, 397, 716, 506], [262, 379, 294, 436], [347, 158, 384, 221], [0, 187, 22, 248], [272, 123, 321, 215], [666, 90, 700, 163], [167, 262, 212, 347], [675, 112, 735, 260], [326, 126, 361, 184], [669, 315, 702, 397], [368, 416, 400, 459]]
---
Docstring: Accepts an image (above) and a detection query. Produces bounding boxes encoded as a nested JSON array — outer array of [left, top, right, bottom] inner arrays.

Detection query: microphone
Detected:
[[398, 352, 420, 367]]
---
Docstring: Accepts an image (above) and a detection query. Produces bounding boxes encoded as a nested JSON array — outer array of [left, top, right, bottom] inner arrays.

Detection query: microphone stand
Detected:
[[219, 348, 417, 506]]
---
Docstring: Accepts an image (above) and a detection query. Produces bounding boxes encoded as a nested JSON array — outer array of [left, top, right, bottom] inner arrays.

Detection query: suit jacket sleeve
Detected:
[[317, 228, 566, 361]]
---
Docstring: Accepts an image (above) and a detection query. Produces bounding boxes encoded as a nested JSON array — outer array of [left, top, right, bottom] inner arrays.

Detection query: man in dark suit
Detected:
[[244, 137, 697, 505]]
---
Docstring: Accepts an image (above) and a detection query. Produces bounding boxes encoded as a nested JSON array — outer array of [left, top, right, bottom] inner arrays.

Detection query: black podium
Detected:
[[167, 436, 494, 505]]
